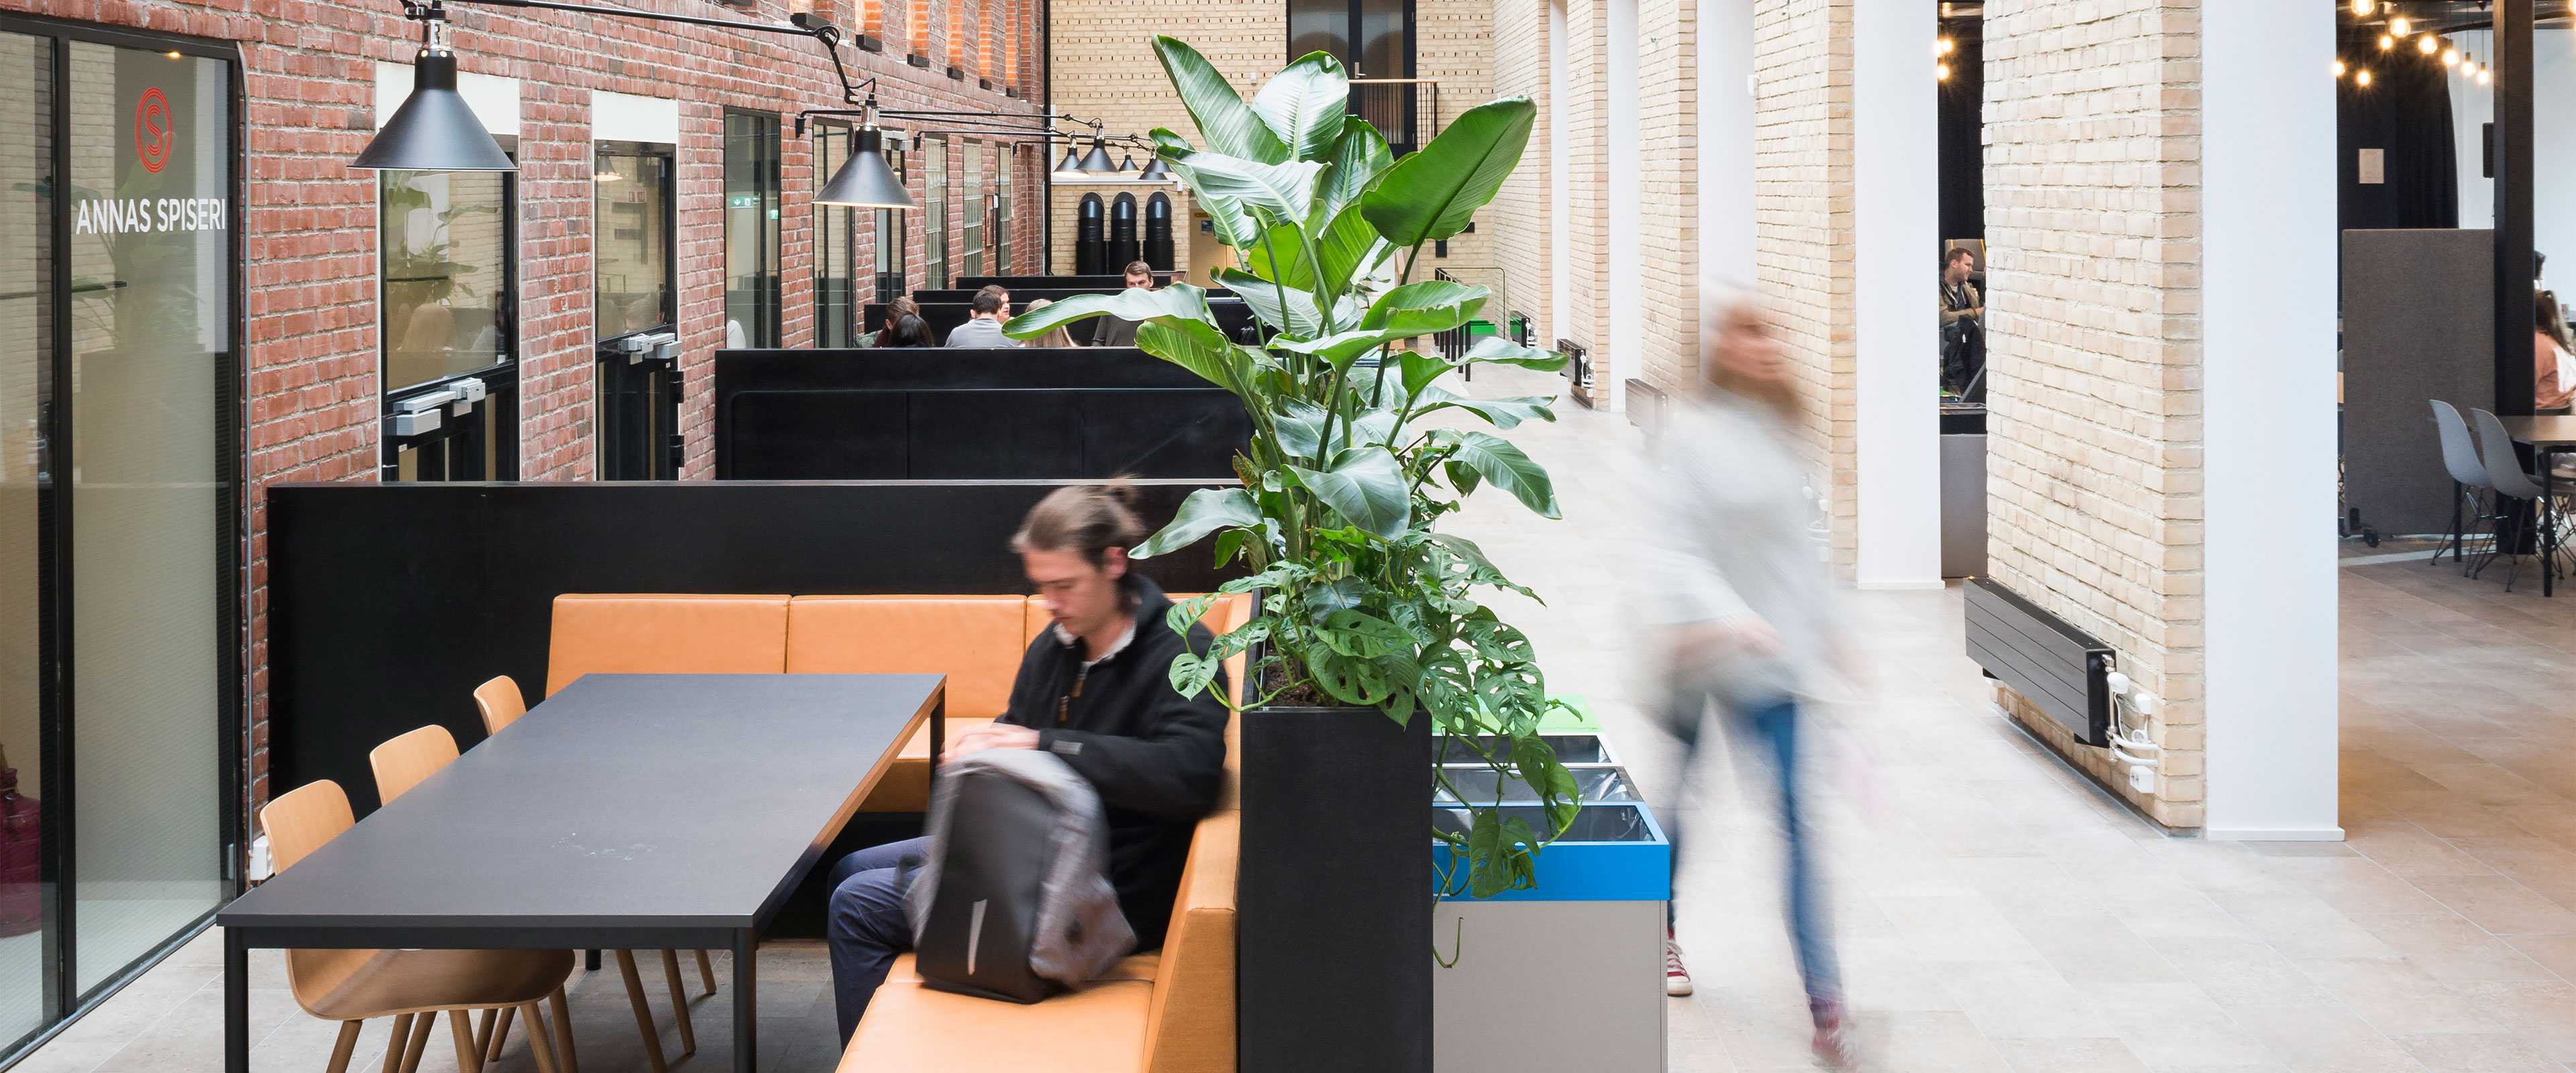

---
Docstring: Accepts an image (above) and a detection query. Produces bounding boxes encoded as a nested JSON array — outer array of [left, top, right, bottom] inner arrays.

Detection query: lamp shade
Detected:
[[1137, 156, 1171, 180], [1077, 139, 1118, 174], [1118, 153, 1138, 172], [354, 50, 515, 172], [817, 128, 915, 209], [1054, 146, 1087, 176]]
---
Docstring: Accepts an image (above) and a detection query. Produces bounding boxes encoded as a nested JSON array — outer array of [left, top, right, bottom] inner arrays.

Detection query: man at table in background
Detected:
[[822, 483, 1230, 1043], [1088, 261, 1158, 347], [944, 285, 1020, 347]]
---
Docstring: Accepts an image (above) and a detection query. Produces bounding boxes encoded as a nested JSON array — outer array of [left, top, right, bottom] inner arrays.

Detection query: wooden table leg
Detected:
[[733, 929, 758, 1073]]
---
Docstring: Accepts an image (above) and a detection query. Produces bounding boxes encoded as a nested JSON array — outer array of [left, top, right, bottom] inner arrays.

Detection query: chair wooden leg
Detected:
[[472, 1009, 495, 1058], [694, 949, 715, 997], [548, 986, 580, 1073], [447, 1009, 485, 1073], [380, 1013, 415, 1073], [613, 950, 670, 1073], [483, 1005, 515, 1062], [396, 1012, 435, 1073], [659, 950, 696, 1056], [517, 1002, 561, 1073], [324, 1021, 364, 1073]]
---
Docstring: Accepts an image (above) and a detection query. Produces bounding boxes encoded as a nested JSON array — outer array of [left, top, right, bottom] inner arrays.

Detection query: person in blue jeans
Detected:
[[1649, 295, 1858, 1068], [826, 484, 1230, 1043]]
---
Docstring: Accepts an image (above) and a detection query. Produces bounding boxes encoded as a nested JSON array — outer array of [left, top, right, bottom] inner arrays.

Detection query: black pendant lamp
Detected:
[[817, 127, 914, 209], [1053, 144, 1089, 177], [1075, 137, 1118, 174], [353, 17, 515, 172], [1117, 153, 1138, 172], [1137, 155, 1171, 180]]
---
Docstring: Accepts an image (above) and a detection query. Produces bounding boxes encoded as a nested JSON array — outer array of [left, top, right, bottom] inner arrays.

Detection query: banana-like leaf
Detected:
[[1003, 282, 1218, 337], [1413, 387, 1558, 429], [1134, 487, 1262, 559], [1135, 318, 1256, 396], [1152, 36, 1289, 164], [1361, 97, 1537, 247], [1152, 133, 1263, 248], [1314, 117, 1393, 229], [1165, 152, 1324, 229], [1271, 327, 1407, 374], [1252, 51, 1350, 162], [1214, 268, 1325, 337], [1438, 430, 1558, 518], [1287, 446, 1411, 539], [1362, 279, 1489, 336], [1248, 207, 1389, 298], [1460, 334, 1569, 372], [1148, 127, 1195, 154]]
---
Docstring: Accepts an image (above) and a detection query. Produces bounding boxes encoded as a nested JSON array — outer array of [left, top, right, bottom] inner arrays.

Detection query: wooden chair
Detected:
[[263, 779, 574, 1073], [478, 671, 708, 1072]]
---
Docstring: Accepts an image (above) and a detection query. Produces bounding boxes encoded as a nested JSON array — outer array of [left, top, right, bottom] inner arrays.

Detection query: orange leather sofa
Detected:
[[545, 591, 1246, 1072]]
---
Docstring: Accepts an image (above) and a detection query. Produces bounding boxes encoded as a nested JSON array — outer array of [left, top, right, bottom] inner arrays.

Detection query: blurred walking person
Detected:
[[1649, 293, 1858, 1069]]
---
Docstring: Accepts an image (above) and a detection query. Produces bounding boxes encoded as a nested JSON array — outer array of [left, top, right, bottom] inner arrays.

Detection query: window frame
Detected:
[[379, 160, 522, 481], [722, 108, 782, 349]]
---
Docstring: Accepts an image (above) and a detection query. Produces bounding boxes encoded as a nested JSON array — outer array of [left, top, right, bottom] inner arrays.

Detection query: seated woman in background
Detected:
[[2538, 291, 2573, 412], [1021, 298, 1081, 349], [876, 297, 933, 347]]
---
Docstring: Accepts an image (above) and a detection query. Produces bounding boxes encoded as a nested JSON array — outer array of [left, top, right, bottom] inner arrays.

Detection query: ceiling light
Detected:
[[1054, 146, 1086, 176], [1075, 137, 1117, 174], [1117, 153, 1138, 172], [2443, 46, 2460, 66], [2379, 34, 2395, 50], [1934, 37, 1953, 56], [2477, 66, 2492, 85], [2356, 68, 2374, 87], [2390, 15, 2412, 36], [816, 127, 915, 209], [2418, 34, 2439, 55], [353, 19, 515, 172], [1138, 156, 1171, 180], [2350, 0, 2373, 13], [1935, 62, 1951, 80], [2333, 58, 2349, 78]]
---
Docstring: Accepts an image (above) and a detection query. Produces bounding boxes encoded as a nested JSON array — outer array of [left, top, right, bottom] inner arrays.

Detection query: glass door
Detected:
[[0, 18, 244, 1052], [1289, 0, 1417, 152], [593, 144, 678, 480]]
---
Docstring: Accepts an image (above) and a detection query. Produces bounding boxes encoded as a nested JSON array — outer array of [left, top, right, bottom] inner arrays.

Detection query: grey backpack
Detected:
[[903, 748, 1135, 1003]]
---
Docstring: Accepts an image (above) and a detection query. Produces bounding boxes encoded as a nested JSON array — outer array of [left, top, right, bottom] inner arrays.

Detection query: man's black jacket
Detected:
[[996, 573, 1230, 949]]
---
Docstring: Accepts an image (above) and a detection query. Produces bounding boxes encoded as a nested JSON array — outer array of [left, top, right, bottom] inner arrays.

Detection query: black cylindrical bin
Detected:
[[1144, 193, 1175, 272], [1108, 193, 1140, 270], [1075, 194, 1106, 276]]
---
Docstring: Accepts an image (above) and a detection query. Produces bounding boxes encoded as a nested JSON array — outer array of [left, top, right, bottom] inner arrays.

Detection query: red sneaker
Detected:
[[1811, 997, 1862, 1069], [1663, 931, 1694, 997]]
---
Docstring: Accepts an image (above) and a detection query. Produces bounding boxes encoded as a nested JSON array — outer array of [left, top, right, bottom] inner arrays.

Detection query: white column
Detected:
[[1697, 0, 1754, 290], [1851, 0, 1942, 588], [2203, 1, 2341, 840], [1550, 0, 1572, 349], [1606, 0, 1640, 413]]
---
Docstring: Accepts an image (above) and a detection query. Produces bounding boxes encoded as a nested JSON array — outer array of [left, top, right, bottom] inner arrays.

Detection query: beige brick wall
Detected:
[[1562, 0, 1612, 404], [1046, 179, 1195, 280], [1047, 0, 1287, 150], [1415, 0, 1501, 284], [1982, 0, 2206, 828], [1489, 0, 1554, 347], [1753, 0, 1858, 575], [1638, 0, 1701, 394]]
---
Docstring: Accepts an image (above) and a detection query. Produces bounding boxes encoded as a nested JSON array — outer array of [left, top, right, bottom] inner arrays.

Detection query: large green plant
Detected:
[[1006, 40, 1579, 911]]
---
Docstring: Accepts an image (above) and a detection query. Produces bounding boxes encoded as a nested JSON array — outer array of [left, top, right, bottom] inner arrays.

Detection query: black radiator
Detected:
[[1964, 578, 2112, 746]]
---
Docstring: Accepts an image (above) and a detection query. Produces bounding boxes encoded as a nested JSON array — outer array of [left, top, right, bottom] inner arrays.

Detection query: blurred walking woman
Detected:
[[1650, 294, 1857, 1068]]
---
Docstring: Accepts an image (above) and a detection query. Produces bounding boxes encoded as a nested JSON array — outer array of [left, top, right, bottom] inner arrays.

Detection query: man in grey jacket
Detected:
[[944, 286, 1019, 347]]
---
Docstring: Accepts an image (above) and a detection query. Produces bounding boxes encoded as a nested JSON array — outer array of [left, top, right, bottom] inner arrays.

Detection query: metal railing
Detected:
[[1430, 266, 1509, 378], [1350, 78, 1440, 156]]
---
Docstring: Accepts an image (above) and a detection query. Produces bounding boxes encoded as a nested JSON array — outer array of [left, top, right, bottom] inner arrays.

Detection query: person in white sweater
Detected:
[[1650, 293, 1858, 1069]]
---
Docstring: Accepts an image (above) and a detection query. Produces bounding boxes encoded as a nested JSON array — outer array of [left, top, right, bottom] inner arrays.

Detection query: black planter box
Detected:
[[1237, 704, 1433, 1073]]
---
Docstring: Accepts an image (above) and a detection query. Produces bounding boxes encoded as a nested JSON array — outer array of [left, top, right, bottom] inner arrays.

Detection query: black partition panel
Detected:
[[863, 298, 1256, 343], [713, 347, 1250, 479], [2341, 229, 2496, 536], [955, 274, 1174, 289], [267, 479, 1237, 814], [907, 287, 1233, 305]]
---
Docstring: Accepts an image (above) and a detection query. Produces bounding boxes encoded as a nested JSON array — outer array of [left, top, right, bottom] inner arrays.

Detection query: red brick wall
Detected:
[[0, 0, 1046, 815]]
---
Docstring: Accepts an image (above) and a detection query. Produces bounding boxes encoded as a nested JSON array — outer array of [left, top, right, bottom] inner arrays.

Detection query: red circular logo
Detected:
[[134, 88, 172, 174]]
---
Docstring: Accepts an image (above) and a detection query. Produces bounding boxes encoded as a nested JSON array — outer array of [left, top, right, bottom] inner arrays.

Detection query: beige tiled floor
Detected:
[[19, 366, 2576, 1071]]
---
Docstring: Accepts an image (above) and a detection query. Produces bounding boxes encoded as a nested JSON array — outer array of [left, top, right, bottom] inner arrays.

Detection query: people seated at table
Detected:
[[871, 297, 932, 347], [1089, 261, 1157, 347], [2539, 290, 2574, 414], [1021, 298, 1081, 348], [944, 286, 1020, 347], [823, 483, 1230, 1042]]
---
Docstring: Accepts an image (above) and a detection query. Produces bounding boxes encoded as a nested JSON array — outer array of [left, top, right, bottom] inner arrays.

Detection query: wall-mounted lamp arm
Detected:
[[398, 0, 865, 104]]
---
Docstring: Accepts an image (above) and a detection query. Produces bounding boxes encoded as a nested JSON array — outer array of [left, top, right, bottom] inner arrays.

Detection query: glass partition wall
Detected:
[[0, 17, 244, 1061], [594, 142, 680, 479], [380, 163, 517, 481]]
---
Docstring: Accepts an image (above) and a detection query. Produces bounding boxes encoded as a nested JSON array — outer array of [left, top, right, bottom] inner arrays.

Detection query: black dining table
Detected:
[[218, 673, 945, 1073], [2501, 416, 2576, 597]]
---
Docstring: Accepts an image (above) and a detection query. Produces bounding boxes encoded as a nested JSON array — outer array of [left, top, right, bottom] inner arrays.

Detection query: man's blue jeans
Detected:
[[1664, 693, 1842, 1003], [826, 836, 930, 1043]]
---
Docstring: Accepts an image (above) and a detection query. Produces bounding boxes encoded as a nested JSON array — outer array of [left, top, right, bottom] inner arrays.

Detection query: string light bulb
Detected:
[[2350, 0, 2374, 13], [1935, 61, 1951, 80], [2357, 68, 2375, 87], [2390, 15, 2412, 36], [2418, 34, 2440, 55], [2443, 46, 2460, 66], [1935, 37, 1954, 56], [2379, 34, 2396, 50], [2334, 58, 2349, 78], [2477, 66, 2492, 85]]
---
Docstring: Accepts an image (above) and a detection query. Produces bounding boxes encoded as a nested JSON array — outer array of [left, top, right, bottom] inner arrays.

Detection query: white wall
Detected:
[[1697, 0, 1754, 290], [1606, 0, 1640, 412], [2203, 1, 2342, 840], [1550, 0, 1572, 351], [1850, 0, 1941, 589]]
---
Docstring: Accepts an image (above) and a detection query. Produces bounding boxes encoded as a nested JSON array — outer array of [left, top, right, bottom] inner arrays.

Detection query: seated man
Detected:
[[1088, 261, 1157, 347], [945, 285, 1019, 347], [824, 484, 1230, 1042]]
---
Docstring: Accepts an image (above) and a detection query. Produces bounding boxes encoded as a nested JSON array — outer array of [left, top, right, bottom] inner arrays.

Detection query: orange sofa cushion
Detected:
[[786, 596, 1029, 718], [543, 594, 789, 697], [839, 978, 1155, 1072]]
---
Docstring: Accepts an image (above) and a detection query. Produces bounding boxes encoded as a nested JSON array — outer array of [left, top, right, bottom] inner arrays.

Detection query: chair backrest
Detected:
[[474, 674, 527, 736], [786, 597, 1031, 718], [2470, 407, 2544, 499], [545, 594, 792, 696], [2430, 400, 2493, 488], [261, 779, 354, 874], [1141, 809, 1238, 1073], [370, 724, 461, 805]]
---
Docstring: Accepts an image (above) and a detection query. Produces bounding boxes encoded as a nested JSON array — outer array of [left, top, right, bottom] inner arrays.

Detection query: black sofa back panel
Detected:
[[908, 288, 1236, 305], [954, 274, 1172, 289], [719, 389, 1242, 479], [865, 300, 1255, 341], [266, 479, 1238, 815], [712, 347, 1208, 390]]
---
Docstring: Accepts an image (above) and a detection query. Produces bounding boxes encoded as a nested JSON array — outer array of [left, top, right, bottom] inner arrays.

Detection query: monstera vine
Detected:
[[1006, 39, 1577, 911]]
